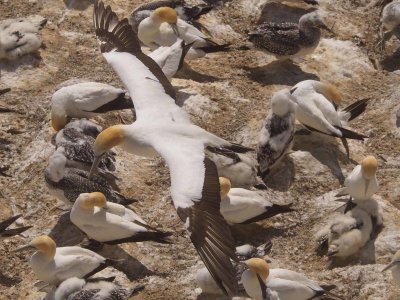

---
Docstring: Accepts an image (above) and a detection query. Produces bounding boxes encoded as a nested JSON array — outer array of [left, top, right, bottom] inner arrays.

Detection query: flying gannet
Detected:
[[290, 80, 368, 157], [257, 89, 296, 177], [15, 235, 114, 286], [70, 192, 172, 245], [138, 6, 230, 59], [248, 11, 332, 60], [90, 1, 240, 294]]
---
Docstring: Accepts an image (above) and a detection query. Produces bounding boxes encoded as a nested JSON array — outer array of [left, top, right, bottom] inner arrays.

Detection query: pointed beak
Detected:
[[364, 179, 370, 196], [382, 261, 398, 272], [14, 244, 35, 253], [170, 23, 180, 37], [89, 155, 103, 179]]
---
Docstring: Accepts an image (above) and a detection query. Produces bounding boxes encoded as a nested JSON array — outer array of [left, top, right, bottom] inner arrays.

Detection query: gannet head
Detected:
[[90, 125, 125, 178], [152, 7, 180, 36], [51, 110, 68, 132], [271, 88, 296, 117], [14, 235, 56, 259], [382, 250, 400, 272], [361, 155, 378, 196], [219, 177, 231, 199], [77, 192, 107, 209], [314, 82, 342, 105], [300, 11, 333, 33], [46, 149, 67, 182], [243, 258, 270, 282]]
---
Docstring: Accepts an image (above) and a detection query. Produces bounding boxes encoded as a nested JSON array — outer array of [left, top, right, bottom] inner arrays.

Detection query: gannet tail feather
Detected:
[[0, 214, 22, 232], [240, 203, 294, 224], [104, 231, 173, 245], [1, 226, 33, 238], [342, 98, 369, 122], [334, 126, 367, 140]]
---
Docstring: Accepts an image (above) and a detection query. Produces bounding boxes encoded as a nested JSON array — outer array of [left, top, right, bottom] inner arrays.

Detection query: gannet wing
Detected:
[[150, 135, 238, 295], [93, 0, 190, 124]]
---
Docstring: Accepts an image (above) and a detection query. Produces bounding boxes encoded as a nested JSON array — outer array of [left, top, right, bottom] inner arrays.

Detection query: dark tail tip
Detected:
[[119, 198, 138, 206], [335, 126, 368, 140], [199, 43, 231, 53], [343, 98, 370, 122]]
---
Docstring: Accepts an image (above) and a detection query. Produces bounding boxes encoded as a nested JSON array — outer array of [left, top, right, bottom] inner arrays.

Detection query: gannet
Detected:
[[15, 235, 113, 286], [70, 192, 172, 244], [56, 119, 103, 140], [52, 277, 144, 300], [242, 258, 340, 300], [248, 11, 332, 60], [382, 250, 400, 284], [219, 177, 293, 224], [257, 89, 296, 177], [91, 1, 239, 294], [290, 80, 368, 157], [138, 6, 229, 59], [44, 150, 135, 206], [129, 0, 214, 33], [0, 87, 11, 96], [336, 155, 379, 201], [0, 215, 32, 241], [51, 82, 134, 131], [315, 206, 372, 258], [379, 1, 400, 52], [0, 17, 47, 60]]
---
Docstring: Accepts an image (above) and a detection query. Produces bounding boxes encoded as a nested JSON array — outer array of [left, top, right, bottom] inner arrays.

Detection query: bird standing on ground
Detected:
[[138, 6, 229, 59], [382, 250, 400, 284], [257, 88, 296, 177], [15, 235, 113, 286], [248, 11, 332, 60], [0, 215, 32, 241], [91, 1, 241, 294]]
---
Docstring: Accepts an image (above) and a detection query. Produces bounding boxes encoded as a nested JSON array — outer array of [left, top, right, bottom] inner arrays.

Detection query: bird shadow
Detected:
[[244, 60, 319, 86], [262, 155, 296, 192], [98, 245, 154, 281], [380, 48, 400, 72], [257, 2, 316, 24], [230, 223, 287, 246], [174, 63, 225, 83], [48, 212, 86, 246]]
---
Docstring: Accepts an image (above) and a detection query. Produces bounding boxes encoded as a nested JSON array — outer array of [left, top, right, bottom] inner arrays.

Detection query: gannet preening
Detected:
[[129, 0, 214, 33], [242, 258, 340, 300], [315, 207, 372, 258], [44, 150, 135, 206], [92, 1, 239, 294], [148, 39, 193, 79], [257, 89, 296, 177], [336, 155, 379, 201], [138, 6, 230, 59], [382, 250, 400, 284], [379, 1, 400, 53], [52, 277, 145, 300], [51, 82, 134, 131], [70, 192, 172, 244], [0, 17, 47, 60], [290, 80, 368, 158], [219, 177, 293, 224], [0, 88, 11, 96], [0, 215, 32, 241], [15, 235, 113, 286], [248, 11, 332, 60]]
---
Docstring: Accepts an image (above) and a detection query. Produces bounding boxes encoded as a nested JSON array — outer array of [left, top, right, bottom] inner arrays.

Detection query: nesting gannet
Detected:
[[315, 206, 373, 258], [0, 87, 11, 96], [290, 80, 368, 157], [71, 192, 172, 244], [248, 11, 332, 60], [51, 82, 134, 131], [0, 17, 47, 60], [257, 89, 296, 177], [15, 235, 113, 285], [44, 150, 135, 206], [336, 155, 379, 201], [242, 258, 339, 300], [129, 0, 214, 33], [219, 177, 293, 224], [138, 6, 229, 59], [379, 1, 400, 52], [52, 277, 144, 300], [0, 215, 32, 241], [382, 250, 400, 284], [91, 1, 240, 294]]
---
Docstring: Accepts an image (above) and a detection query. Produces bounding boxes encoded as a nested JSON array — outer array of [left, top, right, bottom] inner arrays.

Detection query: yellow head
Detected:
[[244, 258, 270, 281], [361, 155, 378, 178], [152, 7, 178, 24], [219, 177, 231, 199], [93, 125, 125, 156], [51, 110, 68, 132], [30, 235, 57, 259], [77, 192, 107, 209], [315, 82, 342, 105]]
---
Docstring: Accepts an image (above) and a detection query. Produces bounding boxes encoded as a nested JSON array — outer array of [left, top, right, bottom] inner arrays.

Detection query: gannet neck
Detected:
[[31, 235, 56, 259], [245, 258, 270, 281], [313, 81, 342, 105], [93, 125, 126, 156], [219, 177, 231, 199], [361, 156, 378, 179]]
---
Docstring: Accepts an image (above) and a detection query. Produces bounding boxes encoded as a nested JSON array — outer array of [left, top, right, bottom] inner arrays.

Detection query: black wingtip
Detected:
[[0, 214, 23, 232], [334, 126, 368, 140], [343, 98, 370, 122]]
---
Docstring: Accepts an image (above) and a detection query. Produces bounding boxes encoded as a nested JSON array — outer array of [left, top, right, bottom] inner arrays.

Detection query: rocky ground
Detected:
[[0, 0, 400, 299]]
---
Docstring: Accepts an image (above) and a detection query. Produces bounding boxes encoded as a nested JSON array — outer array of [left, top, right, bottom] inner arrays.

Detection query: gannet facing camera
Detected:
[[257, 88, 296, 177], [382, 250, 400, 284], [0, 16, 47, 60], [70, 192, 172, 244], [248, 11, 332, 60], [138, 6, 230, 59], [14, 235, 113, 286], [219, 177, 293, 224]]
